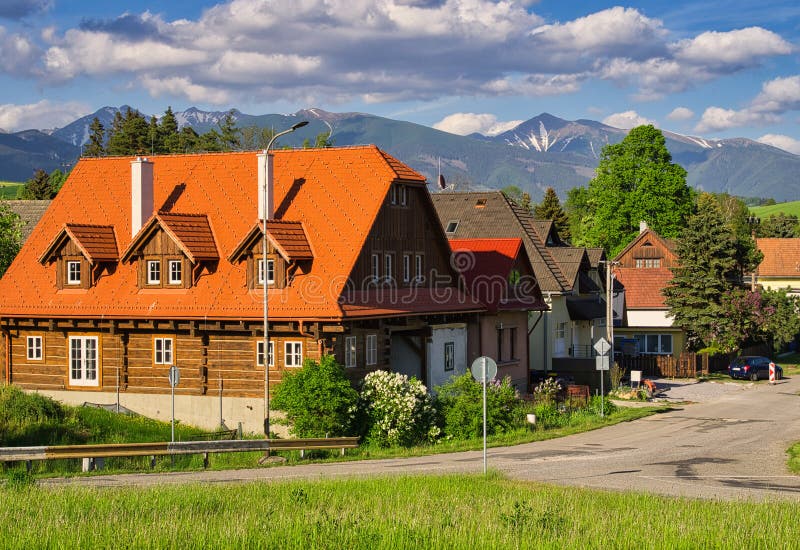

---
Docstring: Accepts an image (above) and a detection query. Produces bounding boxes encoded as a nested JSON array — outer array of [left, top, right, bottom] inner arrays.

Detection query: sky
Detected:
[[0, 0, 798, 153]]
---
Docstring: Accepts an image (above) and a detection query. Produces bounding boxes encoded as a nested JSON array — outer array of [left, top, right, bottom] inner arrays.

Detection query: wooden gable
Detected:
[[613, 228, 677, 269]]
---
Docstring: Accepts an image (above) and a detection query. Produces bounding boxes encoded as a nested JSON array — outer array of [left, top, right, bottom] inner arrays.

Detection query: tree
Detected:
[[159, 107, 180, 153], [761, 289, 800, 351], [240, 125, 277, 150], [106, 108, 149, 155], [217, 110, 241, 151], [580, 125, 694, 256], [664, 193, 740, 351], [21, 169, 54, 200], [534, 187, 571, 242], [83, 117, 105, 157], [0, 202, 22, 276], [48, 169, 68, 193], [565, 186, 590, 246], [271, 355, 358, 438], [757, 213, 799, 238], [711, 193, 762, 281]]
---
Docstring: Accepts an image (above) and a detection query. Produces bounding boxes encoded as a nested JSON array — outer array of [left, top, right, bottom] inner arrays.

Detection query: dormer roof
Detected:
[[39, 223, 118, 265], [121, 212, 218, 263], [228, 220, 313, 263]]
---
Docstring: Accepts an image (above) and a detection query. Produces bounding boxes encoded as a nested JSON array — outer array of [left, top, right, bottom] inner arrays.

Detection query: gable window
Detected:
[[66, 261, 81, 285], [444, 341, 455, 371], [399, 185, 407, 206], [415, 254, 424, 283], [147, 260, 161, 285], [27, 336, 43, 361], [403, 254, 411, 283], [635, 258, 661, 268], [256, 340, 274, 367], [445, 221, 459, 234], [285, 341, 303, 367], [168, 260, 182, 285], [68, 336, 99, 387], [366, 334, 377, 366], [384, 253, 394, 282], [345, 336, 357, 368], [371, 253, 380, 282], [154, 337, 173, 365]]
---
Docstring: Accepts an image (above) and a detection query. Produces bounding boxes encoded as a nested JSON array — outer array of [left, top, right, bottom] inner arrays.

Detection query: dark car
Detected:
[[728, 356, 783, 381]]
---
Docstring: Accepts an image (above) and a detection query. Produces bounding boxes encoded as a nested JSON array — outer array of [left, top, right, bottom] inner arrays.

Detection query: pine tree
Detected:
[[83, 117, 105, 157], [0, 202, 22, 276], [217, 110, 241, 151], [534, 187, 571, 242], [159, 107, 180, 153], [21, 169, 54, 200], [663, 193, 739, 351], [106, 108, 149, 155]]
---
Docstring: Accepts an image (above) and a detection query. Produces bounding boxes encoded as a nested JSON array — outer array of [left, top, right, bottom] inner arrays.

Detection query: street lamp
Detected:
[[747, 216, 760, 292], [263, 120, 308, 437]]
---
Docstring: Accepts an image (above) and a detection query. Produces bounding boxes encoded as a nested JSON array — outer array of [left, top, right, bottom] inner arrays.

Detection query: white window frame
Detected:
[[415, 254, 424, 283], [444, 341, 455, 371], [147, 260, 161, 285], [554, 322, 567, 356], [154, 337, 173, 365], [399, 184, 407, 206], [635, 334, 673, 355], [27, 336, 43, 361], [256, 340, 274, 367], [371, 253, 380, 282], [68, 336, 99, 387], [168, 260, 182, 285], [384, 253, 394, 282], [402, 253, 411, 283], [366, 334, 377, 366], [345, 336, 357, 368], [66, 260, 81, 285], [257, 258, 275, 286], [285, 341, 303, 367]]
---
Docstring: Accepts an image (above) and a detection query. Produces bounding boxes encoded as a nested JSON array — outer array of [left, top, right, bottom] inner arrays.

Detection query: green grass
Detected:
[[750, 200, 800, 219], [0, 182, 23, 199], [1, 474, 798, 548]]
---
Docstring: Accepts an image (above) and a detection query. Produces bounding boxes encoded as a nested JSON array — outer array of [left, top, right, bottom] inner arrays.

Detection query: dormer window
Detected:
[[257, 258, 276, 286], [40, 224, 119, 290], [168, 260, 182, 285], [147, 260, 161, 285], [66, 261, 82, 285], [390, 184, 408, 206]]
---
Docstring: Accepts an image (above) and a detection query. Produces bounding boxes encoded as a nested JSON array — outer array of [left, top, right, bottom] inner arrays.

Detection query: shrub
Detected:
[[358, 370, 439, 447], [271, 355, 359, 438], [435, 374, 521, 439], [530, 402, 564, 429], [588, 395, 617, 416], [0, 386, 75, 446], [532, 377, 562, 405]]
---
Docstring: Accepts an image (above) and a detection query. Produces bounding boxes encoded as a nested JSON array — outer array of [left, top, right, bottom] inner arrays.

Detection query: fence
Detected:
[[618, 353, 708, 378]]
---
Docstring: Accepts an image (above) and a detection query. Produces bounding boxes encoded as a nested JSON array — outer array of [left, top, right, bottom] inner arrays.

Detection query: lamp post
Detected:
[[263, 120, 308, 438], [747, 216, 760, 292]]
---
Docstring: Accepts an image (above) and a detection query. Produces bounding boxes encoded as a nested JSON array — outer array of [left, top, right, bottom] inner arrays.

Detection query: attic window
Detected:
[[446, 221, 459, 234], [642, 241, 653, 247], [474, 199, 487, 208]]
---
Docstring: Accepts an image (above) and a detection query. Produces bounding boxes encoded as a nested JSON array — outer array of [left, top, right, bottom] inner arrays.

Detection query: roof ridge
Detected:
[[506, 199, 570, 290]]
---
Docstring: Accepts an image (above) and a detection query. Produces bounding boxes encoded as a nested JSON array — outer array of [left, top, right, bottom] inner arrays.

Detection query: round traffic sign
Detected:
[[470, 356, 498, 381]]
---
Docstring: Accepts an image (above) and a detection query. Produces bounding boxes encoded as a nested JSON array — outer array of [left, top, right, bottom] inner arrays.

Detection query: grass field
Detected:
[[750, 200, 800, 218], [0, 182, 23, 199], [1, 474, 798, 548]]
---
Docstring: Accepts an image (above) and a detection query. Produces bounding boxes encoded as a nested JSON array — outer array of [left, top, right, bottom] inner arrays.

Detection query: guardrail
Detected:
[[0, 437, 360, 471]]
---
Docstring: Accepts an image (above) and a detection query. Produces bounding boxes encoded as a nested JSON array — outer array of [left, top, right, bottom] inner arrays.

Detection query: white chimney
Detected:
[[257, 151, 274, 221], [639, 220, 648, 234], [131, 157, 154, 236]]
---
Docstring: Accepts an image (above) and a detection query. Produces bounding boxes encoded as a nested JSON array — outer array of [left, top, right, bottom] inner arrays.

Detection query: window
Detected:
[[168, 260, 182, 285], [257, 258, 275, 286], [390, 185, 397, 205], [415, 254, 424, 283], [154, 337, 173, 364], [27, 336, 42, 361], [68, 336, 99, 387], [345, 336, 357, 368], [403, 254, 411, 283], [366, 334, 377, 366], [445, 220, 459, 233], [554, 322, 567, 355], [256, 340, 274, 367], [444, 341, 455, 371], [509, 327, 518, 360], [635, 258, 661, 268], [384, 253, 394, 282], [634, 334, 673, 355], [285, 341, 303, 367], [496, 327, 504, 362], [399, 185, 407, 206], [66, 261, 81, 285], [147, 260, 161, 285], [371, 253, 380, 282]]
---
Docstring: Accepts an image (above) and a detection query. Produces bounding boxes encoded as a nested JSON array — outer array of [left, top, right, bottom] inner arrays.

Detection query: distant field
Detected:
[[750, 201, 800, 218], [0, 182, 23, 199]]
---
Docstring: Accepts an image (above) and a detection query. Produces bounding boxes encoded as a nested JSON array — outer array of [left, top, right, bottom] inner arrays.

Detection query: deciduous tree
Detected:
[[0, 202, 22, 276]]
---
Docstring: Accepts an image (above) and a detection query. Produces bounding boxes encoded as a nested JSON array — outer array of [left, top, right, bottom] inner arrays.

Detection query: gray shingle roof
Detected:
[[4, 200, 51, 244]]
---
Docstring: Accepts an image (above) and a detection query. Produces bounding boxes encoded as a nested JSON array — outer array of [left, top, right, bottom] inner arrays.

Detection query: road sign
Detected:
[[471, 356, 497, 381], [769, 362, 776, 384], [168, 365, 180, 388], [596, 356, 610, 371], [594, 337, 611, 356]]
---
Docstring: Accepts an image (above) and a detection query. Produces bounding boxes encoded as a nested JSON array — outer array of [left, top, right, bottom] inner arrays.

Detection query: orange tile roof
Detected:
[[613, 267, 673, 309], [756, 238, 800, 277], [39, 223, 118, 265], [266, 220, 313, 261], [0, 146, 457, 322], [122, 212, 219, 263]]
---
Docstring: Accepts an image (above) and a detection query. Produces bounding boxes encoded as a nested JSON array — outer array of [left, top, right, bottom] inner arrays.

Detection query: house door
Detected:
[[390, 331, 425, 381]]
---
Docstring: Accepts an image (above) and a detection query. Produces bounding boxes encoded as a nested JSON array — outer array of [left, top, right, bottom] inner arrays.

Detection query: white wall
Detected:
[[427, 323, 467, 389], [627, 310, 673, 327]]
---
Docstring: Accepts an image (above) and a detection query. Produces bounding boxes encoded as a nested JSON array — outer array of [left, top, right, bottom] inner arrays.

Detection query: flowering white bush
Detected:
[[359, 370, 439, 447], [533, 377, 562, 404]]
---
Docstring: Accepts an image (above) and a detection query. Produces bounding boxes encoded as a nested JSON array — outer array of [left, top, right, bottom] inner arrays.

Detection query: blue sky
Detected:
[[0, 0, 798, 153]]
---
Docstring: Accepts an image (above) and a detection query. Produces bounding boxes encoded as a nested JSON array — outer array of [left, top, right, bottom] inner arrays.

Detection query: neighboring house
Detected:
[[0, 147, 483, 432], [431, 191, 608, 385], [448, 238, 547, 389], [4, 200, 52, 244], [612, 223, 685, 359], [755, 238, 800, 295]]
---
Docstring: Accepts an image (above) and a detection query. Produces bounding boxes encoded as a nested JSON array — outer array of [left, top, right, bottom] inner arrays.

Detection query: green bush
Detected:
[[0, 386, 80, 446], [435, 374, 522, 439], [358, 370, 439, 447], [530, 402, 565, 429], [271, 355, 359, 438], [588, 395, 617, 416]]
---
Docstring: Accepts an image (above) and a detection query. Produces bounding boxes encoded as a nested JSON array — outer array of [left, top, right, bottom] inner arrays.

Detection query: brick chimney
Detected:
[[257, 151, 274, 220], [131, 157, 153, 236]]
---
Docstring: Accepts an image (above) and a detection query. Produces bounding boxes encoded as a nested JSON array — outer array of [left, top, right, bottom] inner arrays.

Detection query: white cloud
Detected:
[[673, 27, 792, 66], [602, 111, 655, 129], [433, 113, 522, 136], [695, 106, 778, 133], [757, 134, 800, 155], [481, 73, 585, 96], [0, 99, 89, 131], [141, 76, 230, 104], [667, 107, 694, 121], [751, 75, 800, 113], [0, 27, 40, 75]]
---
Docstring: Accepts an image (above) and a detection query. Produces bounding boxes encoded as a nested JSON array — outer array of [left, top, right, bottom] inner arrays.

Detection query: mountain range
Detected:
[[1, 106, 798, 202]]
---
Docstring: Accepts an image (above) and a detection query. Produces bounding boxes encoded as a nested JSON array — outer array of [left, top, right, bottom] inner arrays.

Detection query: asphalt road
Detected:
[[40, 376, 800, 501]]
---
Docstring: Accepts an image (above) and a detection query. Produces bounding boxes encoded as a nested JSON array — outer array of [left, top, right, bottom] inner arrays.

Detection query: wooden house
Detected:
[[0, 147, 483, 432]]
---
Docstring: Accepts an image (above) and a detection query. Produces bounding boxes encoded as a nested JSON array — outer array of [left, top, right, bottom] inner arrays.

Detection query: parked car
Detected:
[[728, 356, 783, 381]]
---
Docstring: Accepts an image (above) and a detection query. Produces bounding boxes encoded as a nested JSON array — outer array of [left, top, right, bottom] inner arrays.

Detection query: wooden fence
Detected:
[[618, 352, 729, 378]]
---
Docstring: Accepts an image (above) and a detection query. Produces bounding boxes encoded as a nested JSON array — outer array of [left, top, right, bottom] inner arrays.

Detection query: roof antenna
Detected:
[[437, 157, 446, 190]]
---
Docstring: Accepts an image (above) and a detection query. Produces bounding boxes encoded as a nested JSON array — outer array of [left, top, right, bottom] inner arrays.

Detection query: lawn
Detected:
[[0, 182, 23, 199], [1, 474, 798, 548], [750, 200, 800, 219]]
